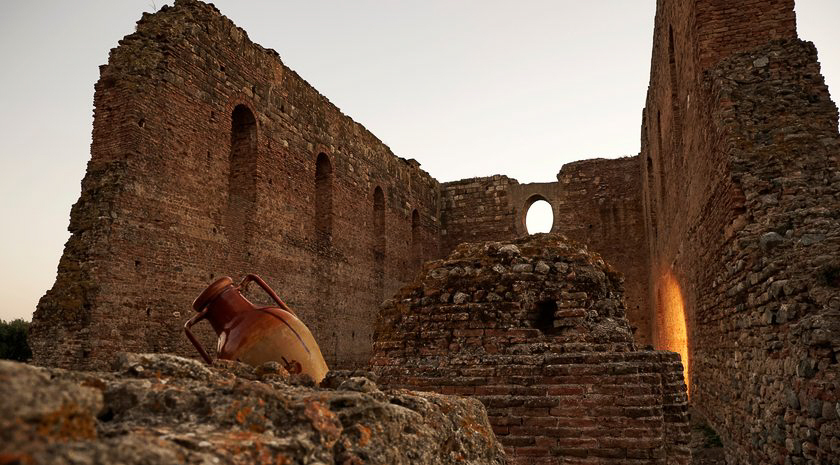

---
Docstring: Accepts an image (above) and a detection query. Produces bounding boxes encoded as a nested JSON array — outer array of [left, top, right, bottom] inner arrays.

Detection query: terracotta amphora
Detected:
[[185, 274, 329, 383]]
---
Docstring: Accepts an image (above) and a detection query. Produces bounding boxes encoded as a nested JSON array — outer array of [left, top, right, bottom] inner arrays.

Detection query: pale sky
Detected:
[[1, 1, 838, 321]]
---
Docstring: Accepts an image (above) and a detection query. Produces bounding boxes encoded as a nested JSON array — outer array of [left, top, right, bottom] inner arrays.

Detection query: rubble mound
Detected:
[[377, 233, 636, 352], [371, 234, 689, 464], [2, 353, 506, 465]]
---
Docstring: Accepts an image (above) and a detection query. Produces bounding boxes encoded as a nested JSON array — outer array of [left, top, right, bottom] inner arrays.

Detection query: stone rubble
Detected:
[[1, 353, 506, 465]]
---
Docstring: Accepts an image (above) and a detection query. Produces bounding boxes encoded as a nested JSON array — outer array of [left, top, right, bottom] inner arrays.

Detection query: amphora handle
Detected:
[[238, 274, 296, 316], [184, 309, 213, 364], [185, 276, 234, 365]]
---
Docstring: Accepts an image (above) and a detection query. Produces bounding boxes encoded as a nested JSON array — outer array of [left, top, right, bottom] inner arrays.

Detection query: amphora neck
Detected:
[[192, 277, 255, 335]]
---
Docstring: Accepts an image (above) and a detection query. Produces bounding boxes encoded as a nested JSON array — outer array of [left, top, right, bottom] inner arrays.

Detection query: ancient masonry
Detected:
[[371, 235, 690, 464], [29, 0, 840, 463], [1, 353, 506, 464]]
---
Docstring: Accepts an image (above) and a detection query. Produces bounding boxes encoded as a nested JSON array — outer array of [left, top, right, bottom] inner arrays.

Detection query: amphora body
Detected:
[[185, 274, 328, 383]]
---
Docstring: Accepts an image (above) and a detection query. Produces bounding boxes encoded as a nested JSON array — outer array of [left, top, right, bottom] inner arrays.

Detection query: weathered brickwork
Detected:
[[441, 176, 519, 253], [642, 0, 840, 463], [30, 0, 442, 371], [441, 160, 651, 345], [551, 158, 650, 345], [29, 0, 840, 462], [371, 235, 689, 464], [698, 40, 840, 464]]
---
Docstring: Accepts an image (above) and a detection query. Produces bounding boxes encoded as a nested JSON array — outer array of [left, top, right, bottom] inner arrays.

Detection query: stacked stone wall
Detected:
[[372, 236, 689, 464], [28, 1, 840, 461], [441, 161, 652, 344], [642, 0, 840, 461], [552, 158, 651, 344], [440, 176, 519, 253], [696, 40, 840, 464]]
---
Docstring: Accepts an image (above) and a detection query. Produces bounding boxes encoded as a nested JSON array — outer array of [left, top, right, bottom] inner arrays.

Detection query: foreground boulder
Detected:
[[1, 353, 506, 464]]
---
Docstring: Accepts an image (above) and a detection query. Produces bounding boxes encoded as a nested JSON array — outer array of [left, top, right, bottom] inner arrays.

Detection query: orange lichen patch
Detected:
[[349, 424, 371, 447], [273, 454, 291, 465], [658, 271, 690, 396], [235, 406, 253, 425], [304, 399, 342, 443], [460, 414, 492, 440], [35, 404, 97, 441], [0, 454, 33, 465], [183, 430, 297, 465], [237, 405, 269, 433]]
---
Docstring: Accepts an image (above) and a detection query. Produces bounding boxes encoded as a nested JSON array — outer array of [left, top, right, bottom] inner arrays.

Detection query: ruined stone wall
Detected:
[[442, 159, 651, 344], [642, 0, 840, 462], [371, 236, 689, 464], [28, 2, 840, 461], [30, 0, 442, 371], [440, 176, 519, 253], [698, 40, 839, 464], [551, 157, 650, 344], [694, 0, 796, 69]]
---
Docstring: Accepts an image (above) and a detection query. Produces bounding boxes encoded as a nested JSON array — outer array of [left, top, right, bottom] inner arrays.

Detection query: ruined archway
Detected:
[[523, 194, 554, 234], [372, 186, 385, 302], [315, 153, 333, 243], [226, 104, 257, 253]]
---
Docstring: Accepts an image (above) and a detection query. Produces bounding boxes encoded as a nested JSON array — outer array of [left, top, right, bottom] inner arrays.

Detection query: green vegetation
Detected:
[[0, 319, 32, 362]]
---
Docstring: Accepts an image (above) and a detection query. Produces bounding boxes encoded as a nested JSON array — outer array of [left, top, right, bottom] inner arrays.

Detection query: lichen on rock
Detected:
[[1, 353, 507, 464]]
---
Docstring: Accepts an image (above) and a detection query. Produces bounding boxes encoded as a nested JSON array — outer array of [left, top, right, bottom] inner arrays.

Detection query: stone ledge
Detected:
[[1, 353, 506, 465]]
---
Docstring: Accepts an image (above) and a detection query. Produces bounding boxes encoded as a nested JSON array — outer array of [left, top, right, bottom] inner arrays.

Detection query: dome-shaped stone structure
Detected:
[[371, 234, 689, 464]]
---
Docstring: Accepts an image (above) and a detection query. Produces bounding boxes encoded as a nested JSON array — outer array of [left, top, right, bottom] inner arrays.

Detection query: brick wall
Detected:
[[642, 0, 840, 462], [30, 0, 442, 370], [440, 175, 519, 253], [28, 1, 840, 461], [441, 159, 651, 344], [552, 158, 651, 345], [371, 235, 690, 464]]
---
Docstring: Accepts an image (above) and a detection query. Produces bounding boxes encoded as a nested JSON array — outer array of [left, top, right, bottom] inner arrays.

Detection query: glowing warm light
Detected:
[[658, 272, 690, 396]]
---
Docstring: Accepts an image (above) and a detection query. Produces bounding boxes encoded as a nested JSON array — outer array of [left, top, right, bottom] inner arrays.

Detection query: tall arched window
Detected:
[[227, 104, 257, 238], [647, 155, 658, 238], [315, 153, 333, 243], [669, 26, 683, 155], [373, 186, 385, 300], [411, 209, 421, 268]]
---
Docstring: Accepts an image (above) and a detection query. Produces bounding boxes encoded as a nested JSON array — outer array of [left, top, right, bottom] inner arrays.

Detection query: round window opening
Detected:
[[525, 199, 553, 234]]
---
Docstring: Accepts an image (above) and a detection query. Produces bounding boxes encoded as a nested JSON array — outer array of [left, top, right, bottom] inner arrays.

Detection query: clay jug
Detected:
[[184, 274, 329, 383]]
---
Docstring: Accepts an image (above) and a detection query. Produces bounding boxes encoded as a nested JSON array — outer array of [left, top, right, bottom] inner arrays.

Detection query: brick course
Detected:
[[370, 235, 690, 464]]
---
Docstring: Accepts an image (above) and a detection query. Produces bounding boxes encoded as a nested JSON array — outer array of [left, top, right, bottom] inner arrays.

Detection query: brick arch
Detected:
[[314, 152, 333, 243], [520, 193, 554, 235], [372, 185, 386, 302], [411, 209, 421, 268], [226, 104, 258, 252]]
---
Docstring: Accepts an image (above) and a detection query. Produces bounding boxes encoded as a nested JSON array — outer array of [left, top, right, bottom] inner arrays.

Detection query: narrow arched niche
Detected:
[[227, 104, 257, 236], [668, 26, 683, 152], [411, 209, 421, 268], [524, 196, 554, 234], [315, 153, 333, 243], [534, 300, 558, 334], [372, 186, 386, 301]]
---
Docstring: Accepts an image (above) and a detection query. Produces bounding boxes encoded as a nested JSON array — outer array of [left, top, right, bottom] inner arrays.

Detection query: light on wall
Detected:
[[659, 271, 690, 396]]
